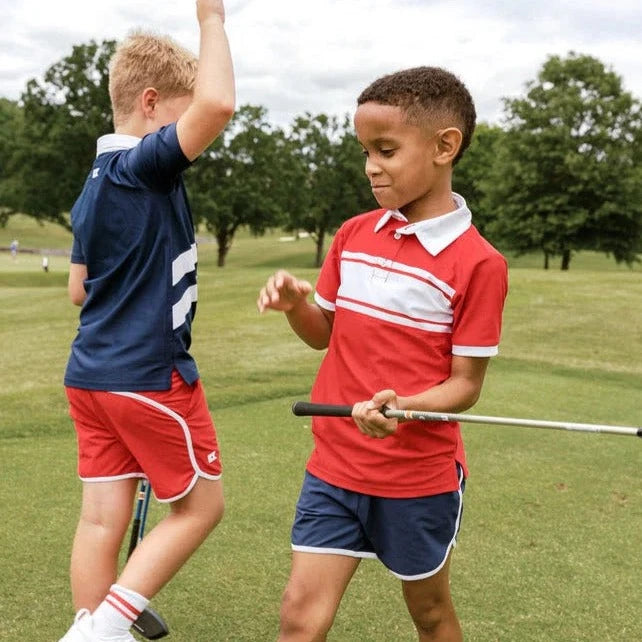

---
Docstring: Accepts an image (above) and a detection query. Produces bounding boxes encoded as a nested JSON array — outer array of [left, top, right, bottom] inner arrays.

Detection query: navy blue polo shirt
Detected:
[[64, 123, 200, 391]]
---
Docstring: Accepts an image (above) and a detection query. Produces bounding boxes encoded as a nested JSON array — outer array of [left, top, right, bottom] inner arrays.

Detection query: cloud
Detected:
[[0, 0, 640, 129]]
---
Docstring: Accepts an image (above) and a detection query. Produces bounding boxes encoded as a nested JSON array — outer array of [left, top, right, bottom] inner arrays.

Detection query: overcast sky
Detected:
[[1, 0, 641, 128]]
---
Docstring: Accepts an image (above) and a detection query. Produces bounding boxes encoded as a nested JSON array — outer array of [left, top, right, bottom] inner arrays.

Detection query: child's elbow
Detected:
[[201, 96, 235, 123], [215, 100, 235, 127], [459, 386, 482, 412], [466, 388, 482, 409], [449, 381, 483, 413], [218, 98, 235, 120], [68, 288, 86, 306]]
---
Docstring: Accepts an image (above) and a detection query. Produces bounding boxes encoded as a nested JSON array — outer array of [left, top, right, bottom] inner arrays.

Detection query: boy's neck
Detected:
[[113, 112, 153, 139], [113, 125, 147, 139], [400, 182, 458, 223]]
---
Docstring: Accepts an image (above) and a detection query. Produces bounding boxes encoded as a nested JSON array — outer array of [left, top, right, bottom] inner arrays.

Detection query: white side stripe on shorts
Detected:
[[390, 465, 465, 582], [108, 390, 220, 502]]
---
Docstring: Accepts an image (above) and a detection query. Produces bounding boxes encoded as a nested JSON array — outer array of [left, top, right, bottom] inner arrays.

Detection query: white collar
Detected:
[[96, 133, 141, 156], [373, 193, 472, 256]]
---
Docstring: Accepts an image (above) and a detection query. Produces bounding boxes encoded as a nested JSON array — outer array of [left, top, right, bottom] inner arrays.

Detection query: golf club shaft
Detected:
[[127, 480, 147, 560], [291, 401, 642, 437], [139, 480, 151, 542], [127, 479, 170, 640]]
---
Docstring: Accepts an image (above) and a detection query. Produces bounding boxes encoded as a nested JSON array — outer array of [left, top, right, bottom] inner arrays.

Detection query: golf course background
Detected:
[[1, 215, 640, 641]]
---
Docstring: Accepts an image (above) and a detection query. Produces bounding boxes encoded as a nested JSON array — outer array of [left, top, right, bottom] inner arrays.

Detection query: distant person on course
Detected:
[[59, 1, 235, 640], [257, 66, 508, 641]]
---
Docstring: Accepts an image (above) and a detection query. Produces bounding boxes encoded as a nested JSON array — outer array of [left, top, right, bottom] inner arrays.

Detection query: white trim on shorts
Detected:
[[290, 466, 466, 581], [108, 390, 221, 503], [291, 545, 378, 559], [391, 465, 465, 581], [79, 472, 147, 483]]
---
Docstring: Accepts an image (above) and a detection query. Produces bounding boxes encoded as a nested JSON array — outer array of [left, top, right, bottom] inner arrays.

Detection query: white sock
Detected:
[[92, 584, 149, 637]]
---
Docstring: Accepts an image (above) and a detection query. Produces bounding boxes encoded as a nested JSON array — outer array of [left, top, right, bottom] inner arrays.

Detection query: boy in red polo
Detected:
[[258, 66, 507, 641]]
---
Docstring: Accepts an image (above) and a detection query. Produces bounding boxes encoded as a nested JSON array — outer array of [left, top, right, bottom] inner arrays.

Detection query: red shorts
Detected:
[[65, 371, 222, 502]]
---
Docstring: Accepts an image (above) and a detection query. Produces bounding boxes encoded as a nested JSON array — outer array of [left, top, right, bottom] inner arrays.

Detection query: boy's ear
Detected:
[[140, 87, 160, 119], [434, 127, 463, 166]]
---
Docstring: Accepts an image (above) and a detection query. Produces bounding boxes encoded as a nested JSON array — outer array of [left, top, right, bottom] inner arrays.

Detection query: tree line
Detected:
[[1, 41, 640, 269]]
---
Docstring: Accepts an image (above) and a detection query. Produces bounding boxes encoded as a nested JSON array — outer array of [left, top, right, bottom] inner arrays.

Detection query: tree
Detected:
[[186, 105, 289, 266], [0, 99, 23, 226], [10, 40, 115, 229], [483, 52, 642, 269], [452, 123, 505, 237], [286, 113, 375, 267]]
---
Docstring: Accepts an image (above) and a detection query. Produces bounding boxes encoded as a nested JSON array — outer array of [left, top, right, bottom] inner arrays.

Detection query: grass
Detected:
[[0, 216, 641, 641]]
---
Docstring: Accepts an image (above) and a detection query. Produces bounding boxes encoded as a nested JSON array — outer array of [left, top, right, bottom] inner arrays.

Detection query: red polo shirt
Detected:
[[307, 194, 508, 498]]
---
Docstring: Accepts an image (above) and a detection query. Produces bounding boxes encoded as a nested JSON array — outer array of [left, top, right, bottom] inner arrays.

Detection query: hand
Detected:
[[197, 0, 225, 24], [352, 389, 399, 439], [257, 270, 313, 313]]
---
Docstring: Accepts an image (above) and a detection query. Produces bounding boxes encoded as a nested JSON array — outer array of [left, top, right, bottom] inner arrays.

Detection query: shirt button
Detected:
[[394, 232, 401, 240]]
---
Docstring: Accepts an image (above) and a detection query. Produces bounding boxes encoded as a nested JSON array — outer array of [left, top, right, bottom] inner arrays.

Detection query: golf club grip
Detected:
[[292, 401, 353, 417]]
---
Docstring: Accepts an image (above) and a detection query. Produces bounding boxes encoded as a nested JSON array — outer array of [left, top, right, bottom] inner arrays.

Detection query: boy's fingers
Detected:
[[298, 280, 313, 296], [256, 289, 269, 312], [258, 272, 311, 314]]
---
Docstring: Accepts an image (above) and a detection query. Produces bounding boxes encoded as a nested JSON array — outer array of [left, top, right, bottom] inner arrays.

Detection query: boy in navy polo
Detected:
[[258, 67, 508, 641], [59, 1, 235, 640]]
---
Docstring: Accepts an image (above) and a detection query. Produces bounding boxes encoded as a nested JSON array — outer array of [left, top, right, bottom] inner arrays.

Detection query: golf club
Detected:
[[127, 479, 170, 640], [291, 401, 642, 437]]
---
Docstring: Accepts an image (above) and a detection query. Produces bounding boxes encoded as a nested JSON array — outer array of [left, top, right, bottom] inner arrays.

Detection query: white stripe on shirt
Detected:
[[341, 251, 455, 297], [172, 284, 198, 330], [172, 244, 197, 286], [338, 299, 452, 333], [337, 253, 454, 329]]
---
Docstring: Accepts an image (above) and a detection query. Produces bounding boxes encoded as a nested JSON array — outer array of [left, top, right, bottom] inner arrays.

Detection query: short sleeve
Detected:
[[70, 236, 85, 264], [314, 228, 344, 311], [118, 123, 192, 193], [451, 254, 508, 356]]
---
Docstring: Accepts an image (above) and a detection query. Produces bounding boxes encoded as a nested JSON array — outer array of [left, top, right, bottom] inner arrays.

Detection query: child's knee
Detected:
[[206, 499, 225, 530], [407, 593, 456, 636], [279, 583, 335, 638], [172, 484, 224, 532], [191, 498, 224, 532]]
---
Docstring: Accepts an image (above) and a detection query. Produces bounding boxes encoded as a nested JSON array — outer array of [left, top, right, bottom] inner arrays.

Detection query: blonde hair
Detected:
[[109, 30, 198, 126]]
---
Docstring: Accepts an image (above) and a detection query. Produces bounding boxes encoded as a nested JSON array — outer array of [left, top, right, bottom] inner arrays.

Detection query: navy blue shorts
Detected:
[[291, 466, 465, 580]]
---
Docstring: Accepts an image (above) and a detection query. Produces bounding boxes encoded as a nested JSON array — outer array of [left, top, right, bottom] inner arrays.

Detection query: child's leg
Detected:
[[71, 478, 139, 610], [117, 476, 223, 597], [402, 553, 462, 642], [278, 551, 360, 642]]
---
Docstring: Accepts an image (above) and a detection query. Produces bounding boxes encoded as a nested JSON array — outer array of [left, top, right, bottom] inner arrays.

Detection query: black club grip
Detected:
[[291, 401, 354, 417]]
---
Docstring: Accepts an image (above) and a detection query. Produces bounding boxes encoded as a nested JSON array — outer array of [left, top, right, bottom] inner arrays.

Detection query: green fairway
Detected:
[[0, 218, 640, 641]]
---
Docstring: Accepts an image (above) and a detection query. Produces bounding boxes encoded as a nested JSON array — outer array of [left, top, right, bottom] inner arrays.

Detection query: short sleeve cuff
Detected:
[[452, 344, 499, 357], [314, 292, 336, 311]]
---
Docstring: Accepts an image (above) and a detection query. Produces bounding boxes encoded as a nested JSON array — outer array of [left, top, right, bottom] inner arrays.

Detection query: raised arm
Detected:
[[177, 0, 235, 161]]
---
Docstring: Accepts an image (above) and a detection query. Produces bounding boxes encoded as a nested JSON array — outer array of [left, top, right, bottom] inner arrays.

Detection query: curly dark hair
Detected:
[[357, 66, 476, 165]]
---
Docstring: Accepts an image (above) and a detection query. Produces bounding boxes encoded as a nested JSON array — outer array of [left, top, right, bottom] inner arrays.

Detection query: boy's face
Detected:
[[354, 101, 442, 219]]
